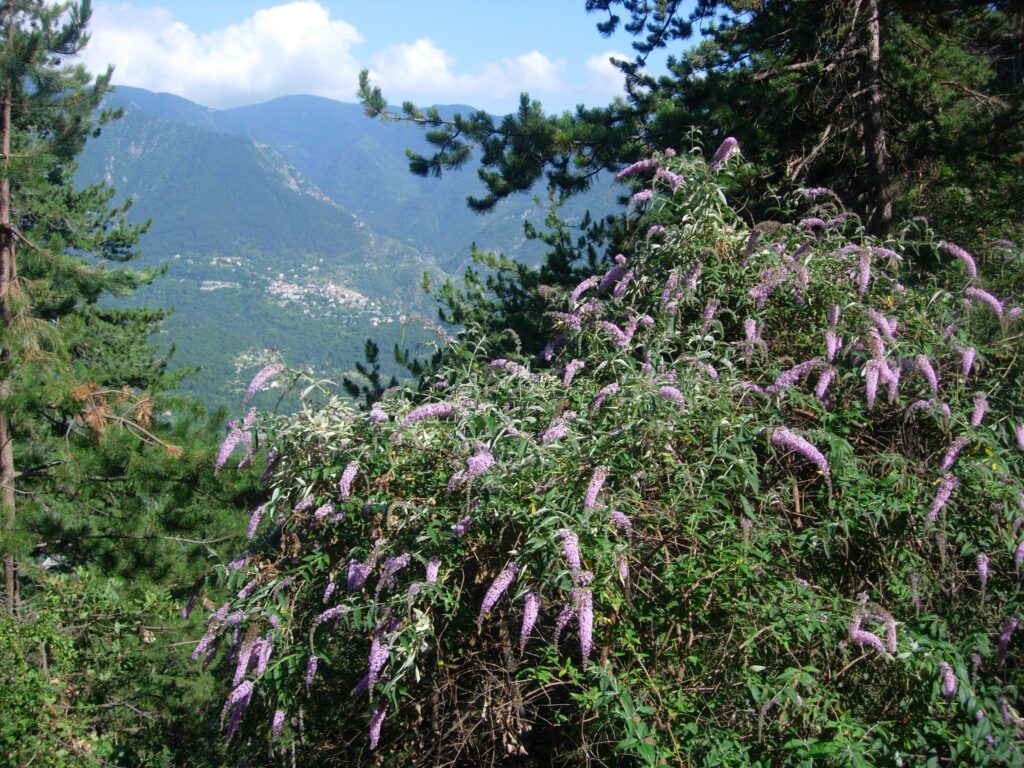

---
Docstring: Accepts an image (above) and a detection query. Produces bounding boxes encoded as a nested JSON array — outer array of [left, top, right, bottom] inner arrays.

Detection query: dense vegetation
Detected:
[[2, 1, 1023, 767]]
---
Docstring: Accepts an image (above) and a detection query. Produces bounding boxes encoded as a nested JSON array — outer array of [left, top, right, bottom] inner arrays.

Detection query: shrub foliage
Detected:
[[205, 146, 1023, 766]]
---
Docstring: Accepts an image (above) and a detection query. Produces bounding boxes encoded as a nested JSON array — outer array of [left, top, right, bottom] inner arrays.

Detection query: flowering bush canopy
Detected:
[[198, 145, 1023, 766]]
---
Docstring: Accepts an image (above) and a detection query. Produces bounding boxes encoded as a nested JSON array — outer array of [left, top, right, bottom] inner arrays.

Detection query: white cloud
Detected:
[[84, 2, 365, 108], [585, 50, 630, 99], [370, 40, 568, 105], [83, 2, 624, 111]]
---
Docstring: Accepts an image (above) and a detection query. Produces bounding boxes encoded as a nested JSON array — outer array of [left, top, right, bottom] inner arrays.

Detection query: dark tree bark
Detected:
[[861, 0, 893, 235]]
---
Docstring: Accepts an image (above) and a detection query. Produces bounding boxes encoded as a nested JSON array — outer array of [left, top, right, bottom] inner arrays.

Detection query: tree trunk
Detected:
[[1, 0, 17, 615], [860, 0, 892, 236]]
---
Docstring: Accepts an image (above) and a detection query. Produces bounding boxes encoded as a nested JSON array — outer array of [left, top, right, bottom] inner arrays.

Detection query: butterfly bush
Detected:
[[197, 150, 1024, 765]]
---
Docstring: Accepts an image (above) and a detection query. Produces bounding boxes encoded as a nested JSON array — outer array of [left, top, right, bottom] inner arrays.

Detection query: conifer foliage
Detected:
[[208, 145, 1023, 766]]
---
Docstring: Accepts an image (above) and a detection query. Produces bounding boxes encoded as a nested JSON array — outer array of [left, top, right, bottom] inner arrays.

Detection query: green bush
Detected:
[[202, 146, 1024, 766]]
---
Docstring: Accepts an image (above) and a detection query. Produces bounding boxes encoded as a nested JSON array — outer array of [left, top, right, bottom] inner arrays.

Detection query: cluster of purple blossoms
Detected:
[[313, 502, 334, 521], [701, 299, 720, 333], [631, 189, 653, 205], [748, 266, 788, 308], [401, 402, 456, 428], [369, 704, 387, 750], [999, 617, 1020, 664], [868, 310, 898, 340], [971, 393, 989, 428], [369, 401, 387, 424], [338, 460, 359, 501], [939, 436, 970, 471], [613, 270, 634, 298], [570, 275, 600, 305], [927, 474, 959, 525], [246, 504, 266, 540], [655, 167, 685, 192], [304, 655, 319, 688], [965, 287, 1004, 319], [614, 157, 658, 181], [940, 241, 978, 280], [828, 304, 841, 326], [272, 709, 286, 739], [575, 587, 594, 662], [824, 330, 842, 362], [376, 553, 411, 596], [452, 516, 472, 537], [857, 248, 872, 295], [598, 254, 629, 292], [591, 381, 619, 411], [848, 602, 891, 656], [558, 529, 583, 571], [541, 413, 574, 445], [766, 359, 822, 394], [1017, 423, 1024, 450], [658, 385, 686, 408], [815, 367, 836, 401], [977, 553, 990, 590], [293, 496, 315, 513], [744, 318, 761, 365], [554, 603, 574, 651], [323, 580, 336, 604], [584, 467, 609, 511], [916, 355, 939, 395], [519, 592, 541, 654], [939, 662, 957, 700], [478, 562, 519, 623], [541, 333, 568, 362], [244, 363, 285, 403], [348, 558, 373, 592], [708, 136, 739, 171], [563, 359, 585, 387], [799, 217, 826, 231], [367, 624, 393, 691], [956, 345, 977, 377], [426, 557, 441, 584], [222, 680, 254, 741], [215, 425, 249, 473], [313, 605, 346, 628], [770, 427, 831, 483]]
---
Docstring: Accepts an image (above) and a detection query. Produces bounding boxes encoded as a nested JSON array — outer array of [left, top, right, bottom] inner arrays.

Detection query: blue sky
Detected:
[[82, 1, 692, 112]]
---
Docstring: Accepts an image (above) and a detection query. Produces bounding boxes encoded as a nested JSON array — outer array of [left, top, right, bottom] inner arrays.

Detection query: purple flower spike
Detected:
[[1016, 423, 1024, 450], [347, 558, 372, 592], [767, 359, 822, 394], [631, 189, 653, 205], [377, 553, 411, 596], [576, 588, 594, 662], [610, 510, 632, 533], [367, 626, 393, 691], [519, 592, 541, 654], [426, 557, 441, 584], [850, 627, 888, 655], [570, 275, 599, 304], [401, 402, 456, 428], [998, 617, 1020, 664], [590, 382, 619, 411], [939, 436, 970, 471], [558, 529, 583, 571], [465, 444, 495, 479], [339, 460, 359, 501], [927, 474, 959, 525], [770, 427, 831, 483], [563, 359, 585, 387], [479, 562, 519, 623], [452, 516, 472, 537], [658, 385, 686, 408], [244, 363, 285, 403], [369, 402, 387, 423], [246, 504, 267, 540], [215, 426, 247, 473], [304, 655, 318, 688], [584, 467, 609, 511], [977, 553, 990, 590], [828, 304, 840, 327], [272, 709, 286, 738], [815, 367, 836, 401], [939, 662, 957, 700], [965, 287, 1004, 319], [313, 605, 346, 628], [554, 604, 574, 651], [1015, 540, 1024, 575], [708, 136, 739, 170], [369, 703, 387, 750], [959, 346, 977, 377], [825, 330, 841, 362], [858, 248, 872, 295], [940, 241, 977, 279], [615, 157, 658, 181], [916, 355, 939, 395], [971, 393, 988, 428]]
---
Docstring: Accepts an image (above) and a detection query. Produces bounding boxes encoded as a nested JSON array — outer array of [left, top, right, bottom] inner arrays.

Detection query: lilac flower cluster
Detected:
[[614, 157, 658, 180], [939, 662, 957, 699], [598, 254, 628, 293], [244, 363, 285, 403], [478, 562, 519, 623], [562, 359, 585, 387], [590, 382, 619, 411], [939, 436, 970, 471], [519, 592, 541, 654], [558, 529, 583, 571], [770, 427, 831, 483], [426, 557, 441, 584], [631, 189, 653, 205], [222, 680, 254, 741], [401, 402, 456, 428], [965, 287, 1004, 319], [766, 359, 822, 394], [940, 241, 978, 280], [215, 425, 249, 473], [971, 393, 989, 428], [658, 385, 686, 408], [655, 167, 684, 192], [376, 553, 411, 596], [369, 401, 387, 423], [246, 504, 267, 540], [977, 553, 990, 590], [338, 460, 359, 501], [707, 136, 739, 170], [916, 355, 939, 395], [927, 474, 959, 525], [584, 467, 609, 511], [369, 704, 387, 750]]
